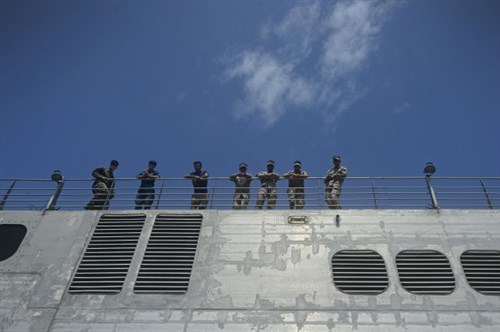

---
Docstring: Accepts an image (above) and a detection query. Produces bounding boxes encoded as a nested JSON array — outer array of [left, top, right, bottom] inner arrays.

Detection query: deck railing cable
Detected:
[[0, 176, 498, 211]]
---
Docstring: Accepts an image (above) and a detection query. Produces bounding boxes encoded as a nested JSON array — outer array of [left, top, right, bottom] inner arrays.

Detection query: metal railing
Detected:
[[0, 176, 498, 212]]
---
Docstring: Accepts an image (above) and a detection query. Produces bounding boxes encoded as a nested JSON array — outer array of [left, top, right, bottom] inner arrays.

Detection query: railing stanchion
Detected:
[[210, 178, 217, 209], [317, 178, 322, 209], [0, 180, 16, 211], [371, 178, 378, 209], [425, 175, 439, 210], [43, 180, 65, 213], [155, 180, 166, 210], [479, 178, 494, 209]]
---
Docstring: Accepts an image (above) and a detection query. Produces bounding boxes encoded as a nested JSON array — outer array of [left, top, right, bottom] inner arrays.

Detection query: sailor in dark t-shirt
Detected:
[[135, 160, 160, 210], [184, 161, 209, 209]]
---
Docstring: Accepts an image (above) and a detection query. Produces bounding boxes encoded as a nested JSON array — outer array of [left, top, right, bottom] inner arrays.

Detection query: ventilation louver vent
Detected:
[[396, 250, 455, 295], [69, 214, 146, 294], [331, 250, 389, 294], [461, 250, 500, 296], [134, 214, 202, 294]]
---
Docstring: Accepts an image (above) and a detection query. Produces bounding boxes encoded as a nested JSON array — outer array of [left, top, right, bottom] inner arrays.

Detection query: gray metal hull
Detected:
[[1, 209, 499, 331]]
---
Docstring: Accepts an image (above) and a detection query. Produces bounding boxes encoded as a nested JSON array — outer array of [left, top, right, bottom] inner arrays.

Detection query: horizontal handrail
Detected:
[[0, 176, 498, 211]]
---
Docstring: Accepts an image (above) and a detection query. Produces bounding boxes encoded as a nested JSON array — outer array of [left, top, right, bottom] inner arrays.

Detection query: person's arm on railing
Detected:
[[137, 171, 160, 180], [337, 167, 347, 180], [185, 171, 209, 181], [92, 167, 107, 182]]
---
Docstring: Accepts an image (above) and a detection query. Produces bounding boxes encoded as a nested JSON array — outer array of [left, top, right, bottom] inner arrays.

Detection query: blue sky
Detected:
[[1, 0, 499, 181]]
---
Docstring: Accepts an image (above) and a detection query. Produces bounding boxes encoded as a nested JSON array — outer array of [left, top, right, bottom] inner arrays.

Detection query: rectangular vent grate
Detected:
[[396, 250, 455, 295], [331, 249, 389, 294], [461, 250, 500, 296], [69, 214, 146, 294], [134, 214, 203, 294]]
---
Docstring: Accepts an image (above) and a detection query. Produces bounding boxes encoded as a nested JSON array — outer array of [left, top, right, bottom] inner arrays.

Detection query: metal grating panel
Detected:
[[134, 214, 202, 294], [331, 250, 389, 294], [396, 250, 455, 295], [69, 214, 146, 294], [461, 250, 500, 296]]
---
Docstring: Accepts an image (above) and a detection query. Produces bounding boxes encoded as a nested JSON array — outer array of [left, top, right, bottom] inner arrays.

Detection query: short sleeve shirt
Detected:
[[138, 169, 160, 188], [190, 170, 209, 193], [283, 170, 308, 188]]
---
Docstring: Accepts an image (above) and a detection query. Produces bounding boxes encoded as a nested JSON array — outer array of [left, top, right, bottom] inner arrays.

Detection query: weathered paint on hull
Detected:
[[1, 209, 499, 331]]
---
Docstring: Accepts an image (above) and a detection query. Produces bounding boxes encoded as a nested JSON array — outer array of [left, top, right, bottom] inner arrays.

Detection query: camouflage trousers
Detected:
[[233, 192, 249, 210], [256, 187, 277, 210], [191, 193, 208, 210], [287, 188, 305, 209], [85, 182, 112, 210], [135, 188, 155, 210], [325, 185, 342, 209]]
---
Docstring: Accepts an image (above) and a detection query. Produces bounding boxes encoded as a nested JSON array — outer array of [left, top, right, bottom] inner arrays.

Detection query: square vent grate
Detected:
[[69, 214, 146, 294], [461, 250, 500, 296], [134, 214, 203, 294], [396, 250, 455, 295], [331, 249, 389, 294]]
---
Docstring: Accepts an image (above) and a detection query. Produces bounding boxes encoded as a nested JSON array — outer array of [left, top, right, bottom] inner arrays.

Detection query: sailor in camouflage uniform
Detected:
[[324, 155, 348, 209], [283, 161, 309, 209], [256, 160, 280, 210], [229, 162, 253, 210], [85, 160, 119, 210]]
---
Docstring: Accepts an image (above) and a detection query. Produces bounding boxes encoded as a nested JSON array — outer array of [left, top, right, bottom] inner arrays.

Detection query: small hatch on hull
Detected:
[[288, 216, 308, 224]]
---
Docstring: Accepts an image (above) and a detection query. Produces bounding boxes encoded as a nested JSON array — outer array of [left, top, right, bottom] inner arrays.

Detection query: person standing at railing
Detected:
[[283, 161, 309, 209], [184, 161, 209, 209], [85, 160, 119, 210], [135, 160, 160, 210], [324, 155, 348, 209], [229, 162, 253, 209], [256, 160, 280, 210]]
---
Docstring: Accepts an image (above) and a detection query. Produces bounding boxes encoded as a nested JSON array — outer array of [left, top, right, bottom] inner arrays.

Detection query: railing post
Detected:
[[479, 178, 494, 209], [43, 180, 65, 213], [371, 178, 378, 209], [0, 180, 17, 211], [425, 175, 439, 209], [317, 178, 322, 209], [210, 178, 217, 209], [155, 180, 166, 210]]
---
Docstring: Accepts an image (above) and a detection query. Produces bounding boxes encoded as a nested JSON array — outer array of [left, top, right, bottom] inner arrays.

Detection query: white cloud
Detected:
[[320, 0, 392, 77], [223, 0, 398, 129], [226, 51, 314, 126], [394, 102, 413, 115], [261, 1, 322, 58]]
